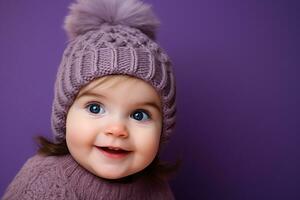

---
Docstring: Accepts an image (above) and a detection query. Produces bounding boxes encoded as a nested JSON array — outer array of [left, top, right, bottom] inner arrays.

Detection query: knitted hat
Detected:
[[51, 0, 176, 143]]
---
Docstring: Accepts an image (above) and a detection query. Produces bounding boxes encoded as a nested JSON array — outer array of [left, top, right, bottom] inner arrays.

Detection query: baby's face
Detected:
[[66, 75, 162, 179]]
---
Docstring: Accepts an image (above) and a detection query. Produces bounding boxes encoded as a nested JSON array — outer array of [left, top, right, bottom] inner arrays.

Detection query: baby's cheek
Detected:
[[67, 124, 92, 144], [137, 132, 160, 157]]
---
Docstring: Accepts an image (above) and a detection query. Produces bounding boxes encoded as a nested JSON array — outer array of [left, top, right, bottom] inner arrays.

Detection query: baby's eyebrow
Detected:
[[76, 91, 106, 100], [135, 101, 161, 113]]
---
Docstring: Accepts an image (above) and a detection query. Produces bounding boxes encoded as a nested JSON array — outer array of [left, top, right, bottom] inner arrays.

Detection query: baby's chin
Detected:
[[96, 171, 129, 180], [89, 167, 134, 180], [89, 165, 148, 181]]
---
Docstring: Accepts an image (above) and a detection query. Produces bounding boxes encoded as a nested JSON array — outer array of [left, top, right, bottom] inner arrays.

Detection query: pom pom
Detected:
[[64, 0, 160, 40]]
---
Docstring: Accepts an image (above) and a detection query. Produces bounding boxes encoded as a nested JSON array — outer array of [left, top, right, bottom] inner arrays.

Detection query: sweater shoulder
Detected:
[[2, 154, 77, 200]]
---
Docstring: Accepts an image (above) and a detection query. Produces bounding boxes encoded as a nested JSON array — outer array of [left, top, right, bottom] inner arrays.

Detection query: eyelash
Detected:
[[84, 102, 152, 121], [130, 109, 152, 121], [85, 102, 105, 115]]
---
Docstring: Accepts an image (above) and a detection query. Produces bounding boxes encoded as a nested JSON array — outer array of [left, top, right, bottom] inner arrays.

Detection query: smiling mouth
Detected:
[[96, 146, 131, 159]]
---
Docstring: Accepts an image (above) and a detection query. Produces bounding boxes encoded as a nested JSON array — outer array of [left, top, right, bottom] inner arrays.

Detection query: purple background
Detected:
[[0, 0, 299, 199]]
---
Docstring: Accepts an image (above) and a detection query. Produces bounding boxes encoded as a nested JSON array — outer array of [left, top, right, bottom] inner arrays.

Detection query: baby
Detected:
[[2, 0, 177, 199]]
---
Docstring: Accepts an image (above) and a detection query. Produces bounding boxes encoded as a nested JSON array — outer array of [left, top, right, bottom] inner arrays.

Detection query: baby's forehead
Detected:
[[76, 75, 161, 105], [78, 75, 134, 95]]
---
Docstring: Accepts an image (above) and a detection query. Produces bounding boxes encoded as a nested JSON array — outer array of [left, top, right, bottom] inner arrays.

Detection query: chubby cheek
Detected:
[[66, 113, 97, 153], [135, 126, 161, 164]]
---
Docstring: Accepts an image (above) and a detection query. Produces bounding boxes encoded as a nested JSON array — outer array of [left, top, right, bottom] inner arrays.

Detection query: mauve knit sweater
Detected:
[[2, 154, 174, 200]]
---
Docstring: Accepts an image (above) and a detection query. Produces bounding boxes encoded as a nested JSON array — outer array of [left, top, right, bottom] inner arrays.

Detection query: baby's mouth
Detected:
[[96, 146, 132, 158], [100, 146, 130, 154]]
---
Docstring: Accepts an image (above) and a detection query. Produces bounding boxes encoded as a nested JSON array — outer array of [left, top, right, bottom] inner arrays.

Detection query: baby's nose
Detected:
[[104, 123, 129, 138]]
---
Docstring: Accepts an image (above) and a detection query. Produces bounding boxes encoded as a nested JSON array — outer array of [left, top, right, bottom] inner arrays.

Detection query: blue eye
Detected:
[[131, 110, 150, 121], [87, 103, 105, 115]]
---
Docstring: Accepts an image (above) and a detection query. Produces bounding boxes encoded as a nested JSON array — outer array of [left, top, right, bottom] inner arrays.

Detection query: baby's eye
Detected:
[[130, 110, 151, 121], [86, 103, 105, 115]]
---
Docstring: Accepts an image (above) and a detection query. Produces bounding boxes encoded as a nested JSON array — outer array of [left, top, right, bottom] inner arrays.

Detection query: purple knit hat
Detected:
[[51, 0, 176, 143]]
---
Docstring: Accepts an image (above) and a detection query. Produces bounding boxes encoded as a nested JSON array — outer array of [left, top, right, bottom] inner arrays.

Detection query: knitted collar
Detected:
[[58, 155, 169, 199]]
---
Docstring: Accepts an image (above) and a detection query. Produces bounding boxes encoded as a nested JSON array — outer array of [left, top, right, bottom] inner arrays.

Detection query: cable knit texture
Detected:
[[2, 154, 174, 200], [51, 0, 176, 143]]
